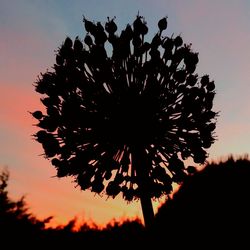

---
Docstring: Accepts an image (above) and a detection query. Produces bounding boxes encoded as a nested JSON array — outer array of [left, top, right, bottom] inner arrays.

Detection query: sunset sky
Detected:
[[1, 0, 250, 227]]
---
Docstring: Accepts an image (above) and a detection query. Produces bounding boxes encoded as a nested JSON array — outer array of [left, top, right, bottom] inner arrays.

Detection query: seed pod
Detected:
[[133, 15, 143, 35], [186, 74, 198, 86], [56, 164, 68, 178], [77, 174, 92, 190], [56, 54, 64, 66], [41, 133, 60, 154], [186, 165, 197, 174], [83, 17, 96, 34], [184, 52, 199, 66], [141, 21, 148, 35], [206, 122, 216, 132], [162, 37, 174, 50], [92, 180, 104, 193], [104, 171, 112, 180], [84, 34, 93, 47], [124, 24, 133, 40], [94, 22, 107, 45], [186, 63, 196, 73], [37, 116, 58, 132], [35, 130, 48, 143], [202, 139, 212, 149], [106, 181, 120, 197], [206, 80, 215, 92], [200, 75, 210, 86], [51, 158, 61, 167], [158, 17, 168, 31], [105, 17, 117, 34], [115, 173, 124, 184], [174, 35, 183, 47], [46, 106, 59, 118], [123, 188, 134, 202], [31, 110, 43, 120], [64, 37, 73, 48], [193, 149, 207, 164], [74, 37, 83, 52]]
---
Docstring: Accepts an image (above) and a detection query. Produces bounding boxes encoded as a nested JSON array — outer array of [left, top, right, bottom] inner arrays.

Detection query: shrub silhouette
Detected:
[[152, 156, 250, 246], [3, 157, 249, 246], [0, 168, 145, 246], [0, 169, 53, 246], [31, 14, 217, 228]]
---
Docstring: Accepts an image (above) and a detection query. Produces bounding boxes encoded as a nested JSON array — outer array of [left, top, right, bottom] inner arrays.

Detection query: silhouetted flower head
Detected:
[[32, 15, 217, 201]]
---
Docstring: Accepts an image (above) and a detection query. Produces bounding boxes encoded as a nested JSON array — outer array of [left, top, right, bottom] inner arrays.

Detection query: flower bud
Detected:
[[64, 37, 73, 48], [158, 17, 168, 31]]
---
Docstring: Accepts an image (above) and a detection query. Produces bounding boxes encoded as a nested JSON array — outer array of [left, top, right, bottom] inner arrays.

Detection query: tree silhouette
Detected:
[[31, 15, 217, 228], [152, 156, 250, 247], [0, 168, 145, 246], [0, 168, 53, 246]]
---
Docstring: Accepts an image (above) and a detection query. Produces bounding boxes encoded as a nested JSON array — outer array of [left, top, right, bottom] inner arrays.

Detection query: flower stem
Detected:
[[131, 145, 155, 229], [140, 191, 154, 229]]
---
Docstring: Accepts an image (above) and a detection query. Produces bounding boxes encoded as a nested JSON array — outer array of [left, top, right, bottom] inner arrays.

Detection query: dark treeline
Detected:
[[0, 169, 145, 247], [151, 155, 250, 248], [1, 155, 250, 248]]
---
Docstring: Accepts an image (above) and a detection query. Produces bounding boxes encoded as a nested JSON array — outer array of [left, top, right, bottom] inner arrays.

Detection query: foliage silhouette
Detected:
[[151, 156, 250, 247], [0, 169, 53, 246], [0, 168, 145, 247], [32, 14, 217, 228], [2, 156, 249, 247]]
